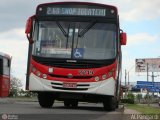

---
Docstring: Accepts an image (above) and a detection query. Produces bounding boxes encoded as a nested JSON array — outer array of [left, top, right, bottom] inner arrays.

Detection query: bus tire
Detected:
[[71, 100, 78, 108], [64, 100, 71, 107], [38, 92, 54, 108], [103, 97, 116, 111]]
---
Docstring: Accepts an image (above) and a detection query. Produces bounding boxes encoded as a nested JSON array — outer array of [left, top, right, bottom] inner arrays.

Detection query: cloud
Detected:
[[119, 0, 160, 22], [0, 0, 39, 32], [0, 28, 28, 88], [67, 0, 160, 22], [0, 28, 25, 41], [0, 29, 28, 60], [0, 0, 160, 32], [127, 33, 157, 46]]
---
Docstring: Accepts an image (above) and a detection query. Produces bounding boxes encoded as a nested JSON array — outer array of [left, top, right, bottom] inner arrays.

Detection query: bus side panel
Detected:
[[0, 75, 10, 97]]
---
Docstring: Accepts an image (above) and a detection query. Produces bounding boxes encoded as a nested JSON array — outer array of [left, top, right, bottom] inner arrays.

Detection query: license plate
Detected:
[[63, 83, 77, 88]]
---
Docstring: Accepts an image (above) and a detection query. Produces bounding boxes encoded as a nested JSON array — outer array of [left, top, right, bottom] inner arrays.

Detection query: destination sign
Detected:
[[46, 7, 106, 16]]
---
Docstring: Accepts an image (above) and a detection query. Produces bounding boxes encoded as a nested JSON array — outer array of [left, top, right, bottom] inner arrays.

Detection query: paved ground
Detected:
[[0, 98, 141, 120], [0, 97, 141, 113], [124, 108, 140, 114]]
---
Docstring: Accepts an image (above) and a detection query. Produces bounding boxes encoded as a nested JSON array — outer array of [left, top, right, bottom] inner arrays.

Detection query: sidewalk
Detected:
[[118, 104, 140, 114], [0, 97, 38, 104], [0, 97, 15, 104], [124, 108, 140, 114]]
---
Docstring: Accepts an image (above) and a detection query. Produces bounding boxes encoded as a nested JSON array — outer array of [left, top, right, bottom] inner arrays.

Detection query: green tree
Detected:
[[19, 89, 37, 97], [9, 76, 23, 97], [127, 92, 135, 99], [144, 94, 151, 100], [24, 91, 37, 97], [136, 94, 142, 103]]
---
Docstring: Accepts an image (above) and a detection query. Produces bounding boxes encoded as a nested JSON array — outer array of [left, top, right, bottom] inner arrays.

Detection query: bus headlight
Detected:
[[108, 71, 113, 77], [94, 76, 100, 81], [32, 67, 36, 72], [42, 74, 47, 79], [102, 75, 107, 80], [36, 71, 41, 77]]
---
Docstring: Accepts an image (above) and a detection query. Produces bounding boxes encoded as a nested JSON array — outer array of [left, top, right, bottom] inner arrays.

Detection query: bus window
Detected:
[[3, 58, 10, 76], [0, 59, 2, 75]]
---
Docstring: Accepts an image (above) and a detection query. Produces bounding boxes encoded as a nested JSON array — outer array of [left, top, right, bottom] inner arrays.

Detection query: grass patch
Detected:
[[126, 104, 160, 114]]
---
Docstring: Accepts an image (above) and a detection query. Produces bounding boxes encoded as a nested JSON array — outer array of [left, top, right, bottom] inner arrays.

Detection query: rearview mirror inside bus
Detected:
[[120, 32, 127, 45]]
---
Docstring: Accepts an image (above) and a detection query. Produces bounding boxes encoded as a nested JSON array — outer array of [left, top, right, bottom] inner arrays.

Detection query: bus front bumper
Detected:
[[29, 73, 115, 96]]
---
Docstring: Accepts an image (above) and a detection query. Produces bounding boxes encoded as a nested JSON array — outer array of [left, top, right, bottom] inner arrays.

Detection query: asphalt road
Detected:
[[0, 101, 126, 120]]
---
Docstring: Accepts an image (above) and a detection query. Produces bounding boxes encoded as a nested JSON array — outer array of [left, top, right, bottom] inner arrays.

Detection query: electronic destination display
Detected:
[[36, 4, 117, 18], [46, 7, 106, 16]]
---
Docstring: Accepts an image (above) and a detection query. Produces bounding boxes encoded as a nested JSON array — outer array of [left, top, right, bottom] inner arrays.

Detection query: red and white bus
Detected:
[[25, 1, 127, 111], [0, 52, 11, 97]]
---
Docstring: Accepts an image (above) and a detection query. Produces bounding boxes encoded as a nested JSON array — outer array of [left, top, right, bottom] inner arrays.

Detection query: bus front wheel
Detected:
[[103, 96, 116, 111], [64, 100, 70, 107], [71, 100, 78, 108], [38, 92, 55, 108]]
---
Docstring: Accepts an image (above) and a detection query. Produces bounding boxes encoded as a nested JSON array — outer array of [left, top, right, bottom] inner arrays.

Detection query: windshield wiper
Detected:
[[56, 21, 68, 37], [78, 20, 97, 37]]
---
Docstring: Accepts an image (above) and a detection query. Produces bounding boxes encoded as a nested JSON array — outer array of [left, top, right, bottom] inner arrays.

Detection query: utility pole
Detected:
[[125, 69, 127, 98], [128, 72, 129, 85], [127, 65, 134, 87], [147, 63, 150, 106], [151, 72, 154, 97]]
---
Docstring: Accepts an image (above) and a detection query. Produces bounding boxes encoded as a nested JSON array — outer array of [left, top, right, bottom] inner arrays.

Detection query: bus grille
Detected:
[[32, 56, 115, 69], [49, 74, 92, 79], [39, 61, 102, 68]]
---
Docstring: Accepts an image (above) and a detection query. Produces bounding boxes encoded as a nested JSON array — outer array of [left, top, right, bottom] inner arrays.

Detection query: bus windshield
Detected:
[[32, 21, 117, 60]]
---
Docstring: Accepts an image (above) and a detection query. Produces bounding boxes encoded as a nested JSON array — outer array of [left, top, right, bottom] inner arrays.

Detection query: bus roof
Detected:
[[0, 52, 11, 59]]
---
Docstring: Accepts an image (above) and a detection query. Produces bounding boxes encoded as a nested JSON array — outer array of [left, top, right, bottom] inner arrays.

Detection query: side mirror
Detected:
[[25, 16, 34, 44], [25, 16, 33, 34], [120, 32, 127, 45]]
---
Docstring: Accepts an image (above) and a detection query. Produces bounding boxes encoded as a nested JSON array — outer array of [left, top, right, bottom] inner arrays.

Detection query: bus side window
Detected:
[[0, 59, 3, 75], [3, 58, 9, 76], [8, 59, 10, 67]]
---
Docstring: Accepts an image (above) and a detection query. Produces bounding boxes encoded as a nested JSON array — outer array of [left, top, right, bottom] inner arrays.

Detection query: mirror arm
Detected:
[[120, 29, 123, 33], [26, 34, 34, 44]]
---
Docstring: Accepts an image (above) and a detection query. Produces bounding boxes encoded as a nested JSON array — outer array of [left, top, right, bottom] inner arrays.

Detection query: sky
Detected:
[[0, 0, 160, 89]]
